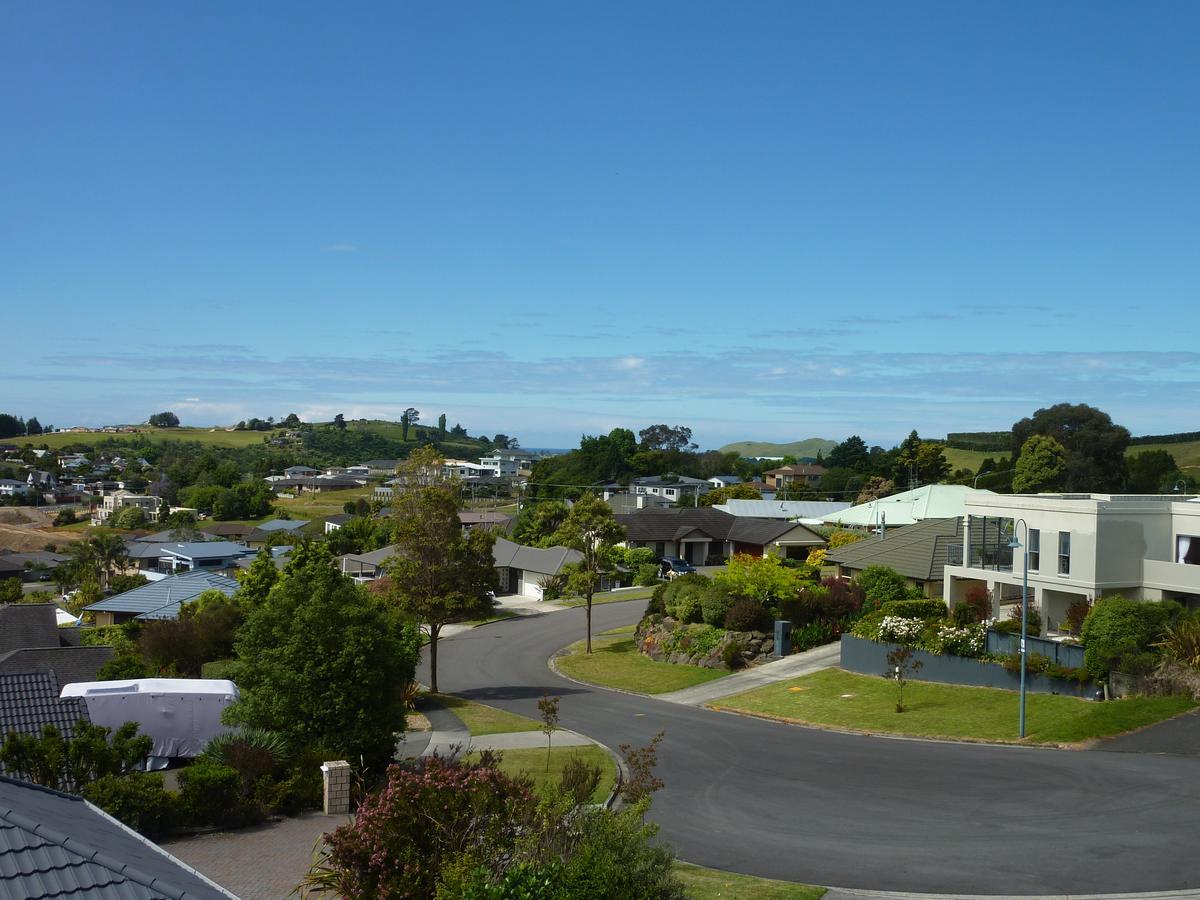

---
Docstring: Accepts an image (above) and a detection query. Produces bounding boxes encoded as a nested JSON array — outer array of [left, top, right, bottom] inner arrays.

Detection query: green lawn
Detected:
[[559, 584, 658, 607], [464, 744, 616, 804], [272, 486, 374, 520], [424, 694, 542, 735], [674, 863, 826, 899], [712, 669, 1196, 745], [1130, 439, 1200, 472], [555, 632, 729, 694]]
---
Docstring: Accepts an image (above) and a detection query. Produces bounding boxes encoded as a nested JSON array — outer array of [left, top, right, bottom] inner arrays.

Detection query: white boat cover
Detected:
[[61, 678, 238, 758]]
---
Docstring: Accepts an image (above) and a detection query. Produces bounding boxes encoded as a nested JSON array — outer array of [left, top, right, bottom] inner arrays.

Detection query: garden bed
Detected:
[[840, 634, 1101, 699]]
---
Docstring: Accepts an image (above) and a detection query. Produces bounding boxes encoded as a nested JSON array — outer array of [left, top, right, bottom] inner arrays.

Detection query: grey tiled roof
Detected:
[[251, 519, 309, 533], [492, 538, 583, 576], [826, 516, 963, 582], [0, 776, 236, 899], [0, 647, 115, 686], [0, 671, 89, 739], [0, 605, 60, 655], [85, 571, 239, 621]]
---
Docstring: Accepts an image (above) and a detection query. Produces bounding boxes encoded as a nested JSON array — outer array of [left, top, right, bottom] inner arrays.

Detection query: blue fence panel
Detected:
[[985, 630, 1085, 668]]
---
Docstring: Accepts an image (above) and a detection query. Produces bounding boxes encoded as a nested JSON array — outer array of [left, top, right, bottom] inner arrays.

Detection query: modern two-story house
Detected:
[[942, 493, 1200, 633]]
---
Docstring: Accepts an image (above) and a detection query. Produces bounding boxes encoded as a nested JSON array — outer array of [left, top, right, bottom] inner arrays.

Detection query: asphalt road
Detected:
[[419, 600, 1200, 896]]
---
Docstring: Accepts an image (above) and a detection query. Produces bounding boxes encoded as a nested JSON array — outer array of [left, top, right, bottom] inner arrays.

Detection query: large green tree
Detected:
[[227, 544, 419, 767], [1126, 449, 1181, 493], [552, 493, 625, 653], [1011, 403, 1130, 491], [385, 477, 498, 693], [1012, 435, 1069, 493]]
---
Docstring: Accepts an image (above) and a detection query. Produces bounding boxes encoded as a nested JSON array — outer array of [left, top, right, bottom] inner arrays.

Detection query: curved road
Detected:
[[418, 601, 1200, 895]]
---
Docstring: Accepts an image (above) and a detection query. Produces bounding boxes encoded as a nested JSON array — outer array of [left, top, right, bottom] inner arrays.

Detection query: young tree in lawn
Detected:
[[537, 694, 560, 770], [552, 492, 625, 654], [385, 472, 498, 693]]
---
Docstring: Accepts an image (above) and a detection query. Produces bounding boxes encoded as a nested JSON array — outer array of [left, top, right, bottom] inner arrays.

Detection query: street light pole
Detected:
[[1009, 518, 1030, 738]]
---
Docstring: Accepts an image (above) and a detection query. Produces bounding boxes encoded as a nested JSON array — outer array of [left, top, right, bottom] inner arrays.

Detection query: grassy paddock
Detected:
[[464, 745, 616, 804], [712, 669, 1195, 745], [26, 427, 288, 450], [424, 694, 541, 735], [674, 863, 826, 899], [555, 632, 729, 694]]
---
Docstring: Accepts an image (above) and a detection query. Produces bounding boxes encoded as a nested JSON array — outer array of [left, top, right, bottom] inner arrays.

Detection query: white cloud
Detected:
[[614, 356, 645, 370]]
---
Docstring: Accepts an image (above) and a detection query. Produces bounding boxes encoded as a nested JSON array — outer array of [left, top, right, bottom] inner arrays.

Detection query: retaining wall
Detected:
[[840, 634, 1101, 700]]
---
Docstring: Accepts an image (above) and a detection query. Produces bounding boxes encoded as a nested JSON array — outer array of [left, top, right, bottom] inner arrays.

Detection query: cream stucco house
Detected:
[[943, 493, 1200, 634]]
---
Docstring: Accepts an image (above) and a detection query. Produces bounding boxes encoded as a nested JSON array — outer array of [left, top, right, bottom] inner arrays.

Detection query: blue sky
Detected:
[[3, 1, 1198, 449]]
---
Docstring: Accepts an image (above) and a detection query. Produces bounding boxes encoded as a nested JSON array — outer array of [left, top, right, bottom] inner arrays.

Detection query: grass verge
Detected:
[[558, 585, 657, 607], [673, 863, 826, 899], [712, 669, 1196, 745], [555, 633, 729, 695], [464, 744, 616, 804], [424, 694, 541, 735]]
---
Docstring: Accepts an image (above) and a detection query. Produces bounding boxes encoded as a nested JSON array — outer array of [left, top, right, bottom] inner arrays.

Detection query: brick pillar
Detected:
[[322, 760, 351, 815]]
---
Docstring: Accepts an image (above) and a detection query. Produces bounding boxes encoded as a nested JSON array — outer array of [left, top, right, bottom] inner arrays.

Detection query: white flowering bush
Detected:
[[876, 616, 925, 643], [928, 622, 987, 658]]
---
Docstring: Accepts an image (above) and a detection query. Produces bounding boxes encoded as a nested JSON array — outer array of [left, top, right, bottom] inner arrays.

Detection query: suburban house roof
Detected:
[[492, 537, 583, 576], [359, 459, 400, 469], [250, 519, 309, 533], [617, 508, 737, 542], [340, 545, 398, 569], [632, 475, 709, 487], [159, 542, 253, 562], [713, 499, 851, 520], [764, 464, 827, 477], [283, 465, 319, 475], [825, 516, 965, 582], [84, 571, 240, 621], [0, 605, 60, 653], [822, 485, 995, 528], [0, 775, 236, 899], [131, 530, 215, 545], [198, 522, 254, 539], [617, 508, 825, 549], [0, 605, 113, 686], [323, 513, 352, 526], [0, 671, 90, 740], [458, 510, 516, 531]]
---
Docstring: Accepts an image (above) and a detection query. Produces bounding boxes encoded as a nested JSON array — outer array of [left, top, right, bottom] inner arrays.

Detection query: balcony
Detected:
[[1142, 558, 1200, 594]]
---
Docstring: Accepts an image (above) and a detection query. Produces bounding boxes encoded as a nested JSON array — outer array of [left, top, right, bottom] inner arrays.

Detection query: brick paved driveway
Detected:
[[162, 812, 351, 899]]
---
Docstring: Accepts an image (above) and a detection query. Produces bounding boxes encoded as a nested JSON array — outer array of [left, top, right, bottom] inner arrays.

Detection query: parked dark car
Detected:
[[659, 556, 696, 578]]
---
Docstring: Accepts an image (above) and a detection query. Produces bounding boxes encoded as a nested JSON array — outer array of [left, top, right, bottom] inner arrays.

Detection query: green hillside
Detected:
[[1129, 440, 1200, 471], [21, 427, 287, 450], [719, 438, 838, 459]]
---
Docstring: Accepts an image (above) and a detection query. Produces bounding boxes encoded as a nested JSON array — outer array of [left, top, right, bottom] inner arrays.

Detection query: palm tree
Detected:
[[89, 533, 129, 591]]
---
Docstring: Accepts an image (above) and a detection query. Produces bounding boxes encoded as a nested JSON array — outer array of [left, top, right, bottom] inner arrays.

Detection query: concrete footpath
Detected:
[[655, 641, 840, 706]]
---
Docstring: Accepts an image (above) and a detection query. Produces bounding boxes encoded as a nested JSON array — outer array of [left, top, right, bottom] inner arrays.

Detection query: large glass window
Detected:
[[1028, 529, 1040, 571], [1058, 531, 1071, 575]]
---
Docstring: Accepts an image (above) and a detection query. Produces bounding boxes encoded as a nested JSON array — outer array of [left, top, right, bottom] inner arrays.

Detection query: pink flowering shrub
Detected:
[[313, 753, 535, 899]]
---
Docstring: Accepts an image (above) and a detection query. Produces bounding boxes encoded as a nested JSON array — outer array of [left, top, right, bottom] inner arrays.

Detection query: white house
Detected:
[[479, 450, 534, 478], [91, 491, 161, 526], [631, 475, 710, 505], [942, 492, 1200, 633]]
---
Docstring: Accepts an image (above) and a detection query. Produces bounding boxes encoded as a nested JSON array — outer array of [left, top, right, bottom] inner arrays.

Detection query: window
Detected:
[[1028, 529, 1040, 571], [1058, 531, 1071, 576], [654, 542, 665, 557]]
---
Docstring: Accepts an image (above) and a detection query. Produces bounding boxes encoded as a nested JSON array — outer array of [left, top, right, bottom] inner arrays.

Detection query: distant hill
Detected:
[[719, 438, 839, 459]]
